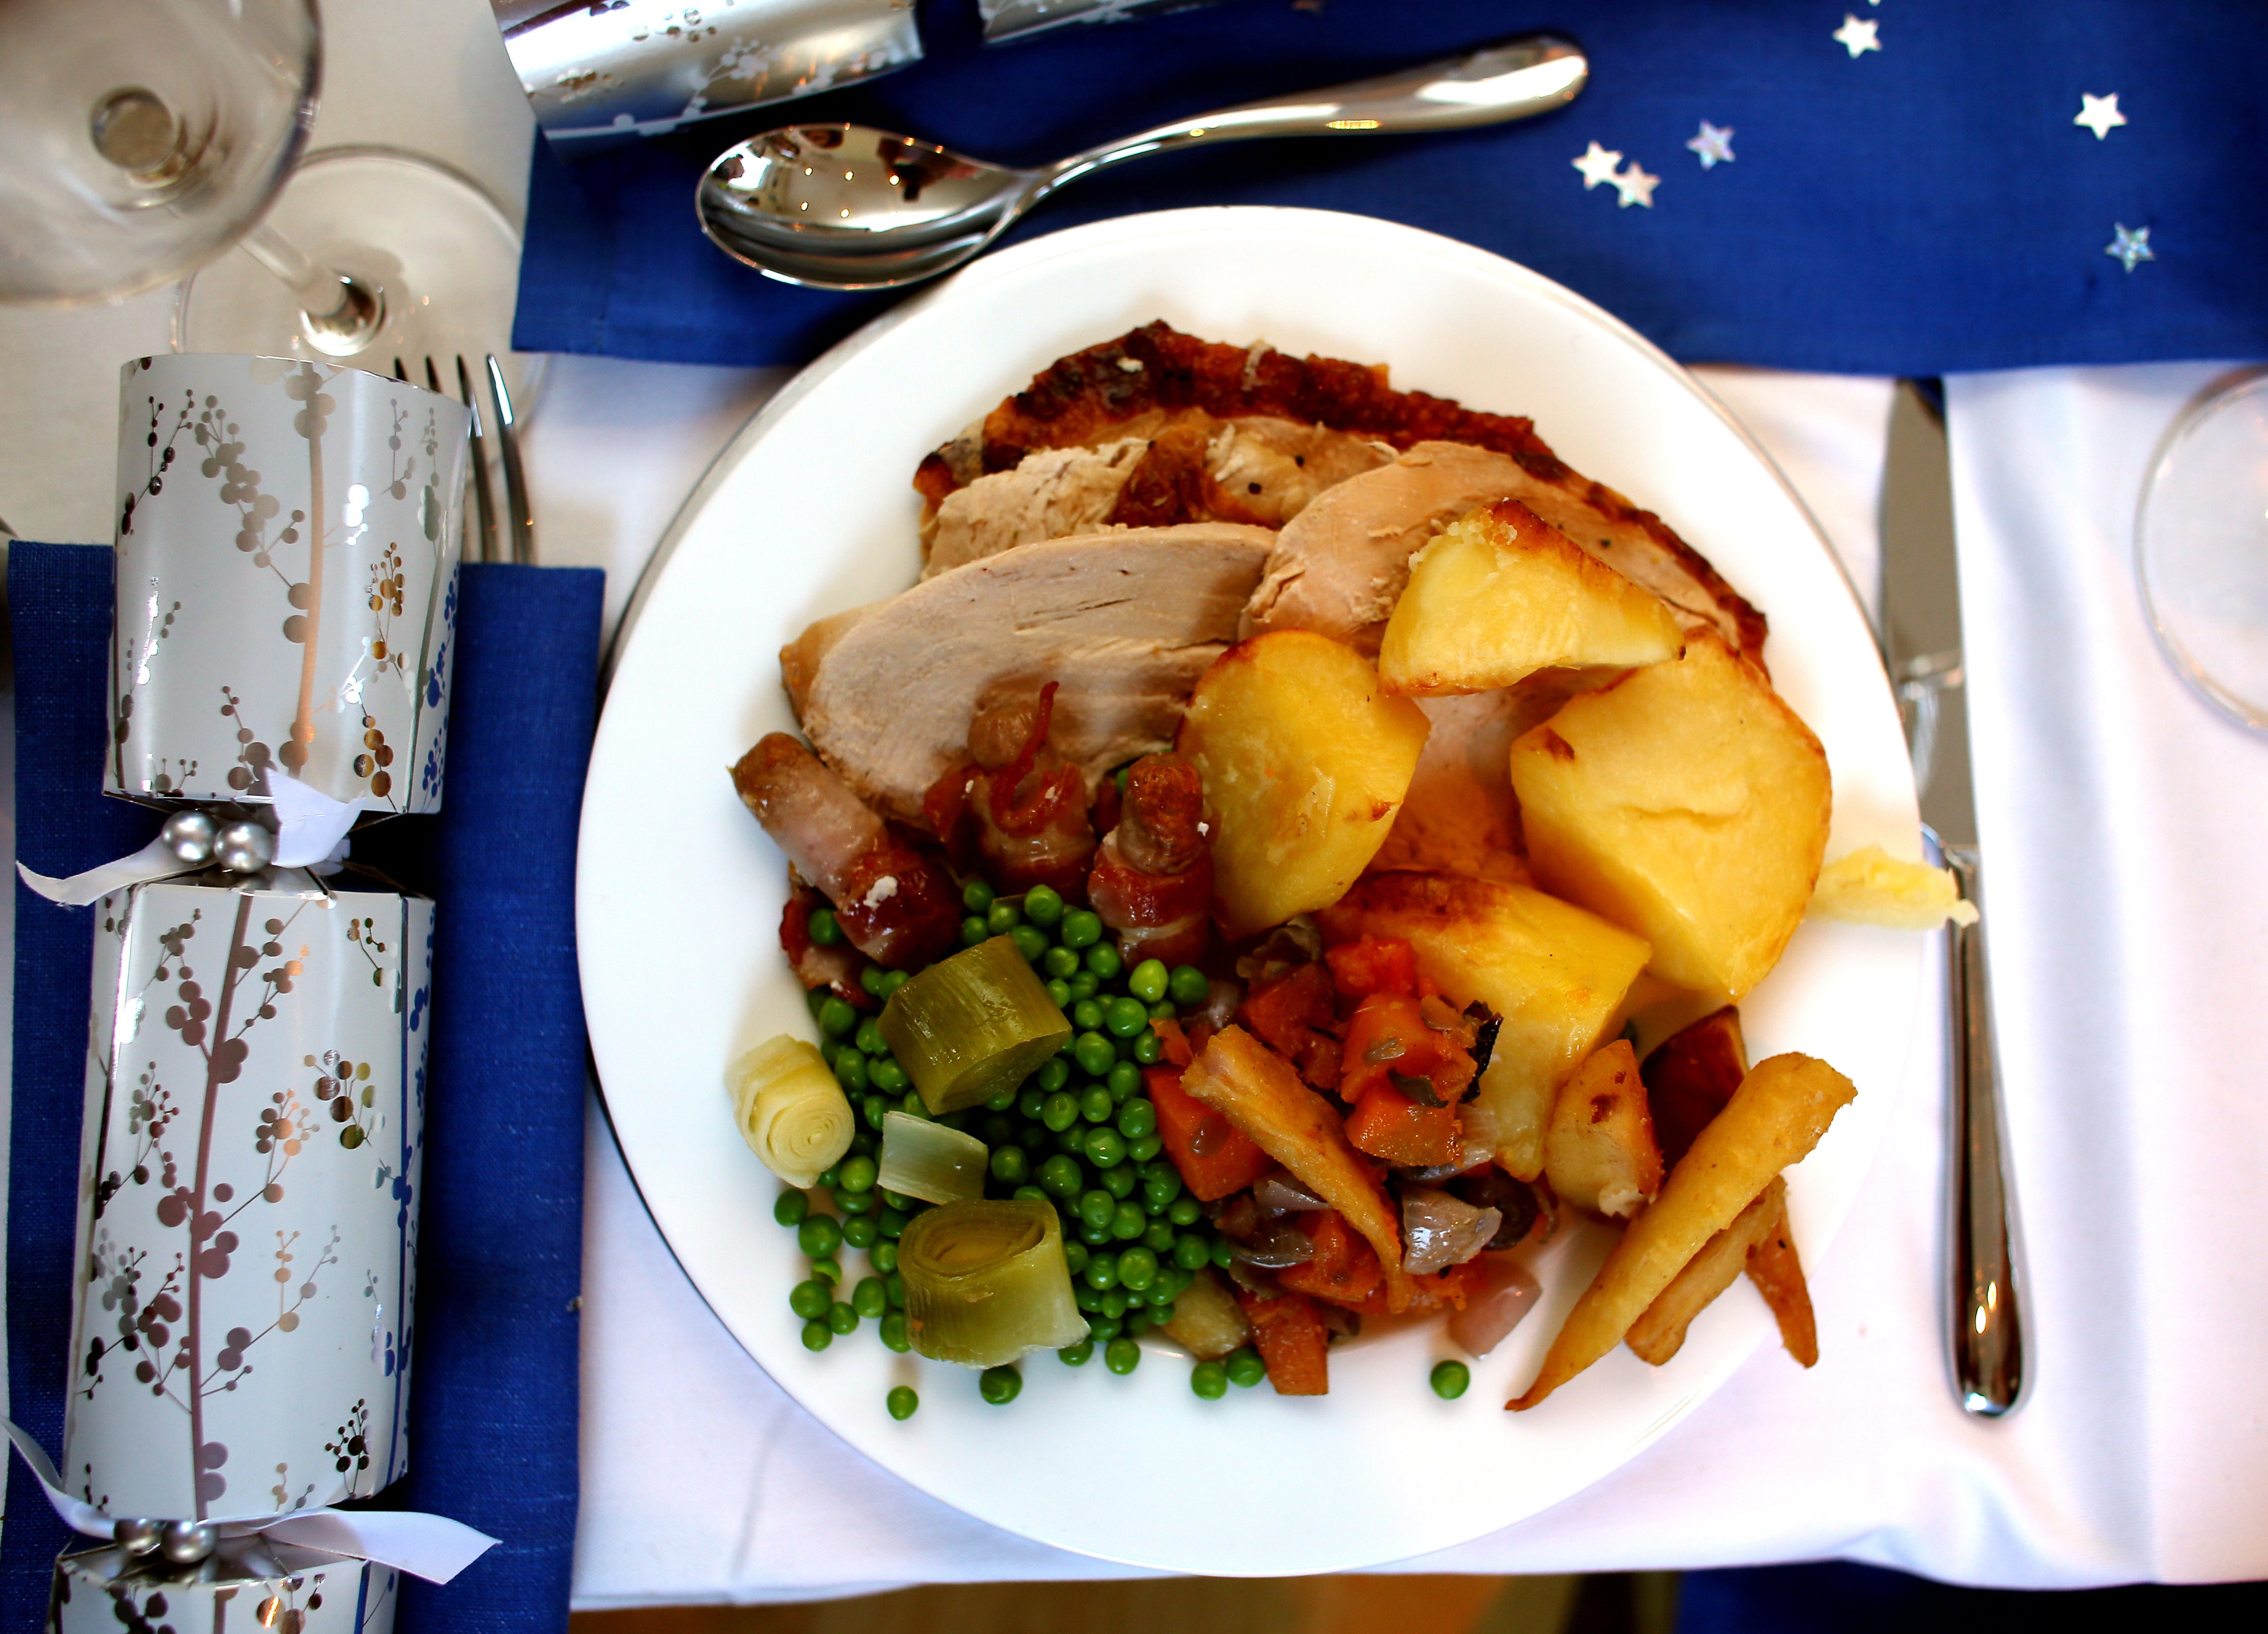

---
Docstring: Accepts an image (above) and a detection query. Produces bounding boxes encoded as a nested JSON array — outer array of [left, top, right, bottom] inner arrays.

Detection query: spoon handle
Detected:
[[1044, 32, 1587, 195]]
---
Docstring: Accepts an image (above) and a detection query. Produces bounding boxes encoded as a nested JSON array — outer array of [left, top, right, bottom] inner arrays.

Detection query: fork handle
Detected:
[[1942, 843, 2024, 1415]]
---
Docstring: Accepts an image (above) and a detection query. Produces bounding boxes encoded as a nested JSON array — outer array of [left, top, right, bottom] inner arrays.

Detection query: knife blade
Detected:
[[1879, 382, 2024, 1416]]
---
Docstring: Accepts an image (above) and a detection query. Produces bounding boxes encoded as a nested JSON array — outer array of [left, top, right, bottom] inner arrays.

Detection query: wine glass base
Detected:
[[176, 145, 545, 411], [2136, 370, 2268, 733]]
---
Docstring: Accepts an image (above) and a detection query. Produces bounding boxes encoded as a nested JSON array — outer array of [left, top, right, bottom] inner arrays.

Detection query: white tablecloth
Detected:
[[4, 0, 2265, 1607]]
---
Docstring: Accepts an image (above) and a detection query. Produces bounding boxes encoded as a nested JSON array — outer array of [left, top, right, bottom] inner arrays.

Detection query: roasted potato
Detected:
[[1544, 1040, 1664, 1220], [1641, 1006, 1749, 1169], [1379, 499, 1685, 695], [1508, 628, 1832, 998], [1178, 630, 1430, 937], [1511, 1052, 1855, 1410], [1316, 871, 1651, 1182]]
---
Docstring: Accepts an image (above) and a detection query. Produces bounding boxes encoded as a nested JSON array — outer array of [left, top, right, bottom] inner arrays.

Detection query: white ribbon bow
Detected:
[[6, 1420, 497, 1584], [16, 771, 363, 907]]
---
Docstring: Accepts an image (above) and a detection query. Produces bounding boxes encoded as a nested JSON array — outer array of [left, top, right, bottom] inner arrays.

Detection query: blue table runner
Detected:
[[4, 546, 600, 1632], [513, 0, 2268, 378]]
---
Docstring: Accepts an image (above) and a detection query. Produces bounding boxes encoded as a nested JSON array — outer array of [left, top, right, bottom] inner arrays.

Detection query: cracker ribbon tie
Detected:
[[16, 771, 361, 906]]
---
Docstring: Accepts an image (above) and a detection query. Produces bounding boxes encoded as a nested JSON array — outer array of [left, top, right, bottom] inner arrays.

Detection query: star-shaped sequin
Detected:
[[1611, 162, 1659, 209], [1573, 141, 1624, 190], [1687, 121, 1735, 169], [2105, 223, 2154, 272], [2075, 93, 2127, 140], [1833, 15, 1880, 57]]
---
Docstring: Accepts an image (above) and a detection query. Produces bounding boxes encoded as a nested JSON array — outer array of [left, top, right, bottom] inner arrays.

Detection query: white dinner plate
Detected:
[[578, 208, 1926, 1575]]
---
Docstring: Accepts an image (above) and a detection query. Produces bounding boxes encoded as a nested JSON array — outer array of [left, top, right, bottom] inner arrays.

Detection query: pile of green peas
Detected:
[[780, 877, 1267, 1411]]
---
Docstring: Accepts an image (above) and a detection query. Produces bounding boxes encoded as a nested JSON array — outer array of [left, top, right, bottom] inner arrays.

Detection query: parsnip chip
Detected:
[[1625, 1177, 1786, 1366], [1509, 1053, 1855, 1410], [1809, 843, 1977, 930], [1745, 1199, 1819, 1367]]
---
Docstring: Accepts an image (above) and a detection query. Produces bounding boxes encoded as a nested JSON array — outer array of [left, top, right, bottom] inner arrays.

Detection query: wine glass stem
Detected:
[[237, 219, 386, 356]]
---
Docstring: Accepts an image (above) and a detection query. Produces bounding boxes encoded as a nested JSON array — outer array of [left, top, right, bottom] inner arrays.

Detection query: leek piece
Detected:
[[728, 1035, 853, 1187], [878, 935, 1072, 1114], [877, 1111, 988, 1205], [898, 1199, 1090, 1367]]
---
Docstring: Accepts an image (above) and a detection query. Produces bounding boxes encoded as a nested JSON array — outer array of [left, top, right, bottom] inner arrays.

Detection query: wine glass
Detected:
[[2135, 370, 2268, 732]]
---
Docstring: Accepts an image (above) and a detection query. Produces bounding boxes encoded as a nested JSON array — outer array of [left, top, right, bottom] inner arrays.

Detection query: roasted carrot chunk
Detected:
[[1147, 1066, 1274, 1201], [1353, 1257, 1483, 1318], [1342, 1082, 1463, 1168], [1150, 1016, 1195, 1069], [1276, 1210, 1384, 1309], [1325, 935, 1419, 999], [1240, 963, 1339, 1060], [1236, 1287, 1331, 1395]]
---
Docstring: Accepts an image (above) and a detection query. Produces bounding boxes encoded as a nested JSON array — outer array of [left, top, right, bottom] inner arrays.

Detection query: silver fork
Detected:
[[395, 354, 532, 565]]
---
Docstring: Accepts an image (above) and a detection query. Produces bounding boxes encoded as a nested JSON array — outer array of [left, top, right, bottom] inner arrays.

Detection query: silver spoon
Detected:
[[698, 33, 1587, 291]]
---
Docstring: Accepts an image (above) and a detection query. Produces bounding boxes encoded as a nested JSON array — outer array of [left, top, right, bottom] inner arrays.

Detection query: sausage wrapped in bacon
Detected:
[[1087, 752, 1213, 969], [732, 733, 960, 970], [950, 682, 1097, 900]]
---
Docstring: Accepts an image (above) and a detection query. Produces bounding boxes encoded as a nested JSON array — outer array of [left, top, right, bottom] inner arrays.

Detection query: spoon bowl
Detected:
[[698, 33, 1586, 290]]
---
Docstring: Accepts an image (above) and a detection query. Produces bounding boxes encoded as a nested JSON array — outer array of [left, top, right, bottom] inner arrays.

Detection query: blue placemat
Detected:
[[514, 0, 2268, 378], [4, 547, 601, 1632]]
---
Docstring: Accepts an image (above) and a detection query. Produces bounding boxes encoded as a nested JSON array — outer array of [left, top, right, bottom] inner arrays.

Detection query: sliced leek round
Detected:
[[878, 1111, 988, 1205], [727, 1035, 853, 1187], [898, 1199, 1090, 1368], [877, 935, 1071, 1114]]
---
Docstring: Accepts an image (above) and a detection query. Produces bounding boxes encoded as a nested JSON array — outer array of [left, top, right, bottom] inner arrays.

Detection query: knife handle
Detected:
[[1941, 844, 2024, 1415]]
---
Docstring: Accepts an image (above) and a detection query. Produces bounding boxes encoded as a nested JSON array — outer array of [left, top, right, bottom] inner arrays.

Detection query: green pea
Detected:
[[1023, 884, 1064, 928], [1141, 1157, 1181, 1192], [861, 1092, 888, 1131], [834, 1154, 876, 1195], [807, 986, 833, 1022], [1041, 1091, 1080, 1133], [979, 1365, 1022, 1405], [1062, 1239, 1090, 1276], [1083, 1250, 1120, 1291], [842, 1214, 879, 1249], [797, 1215, 843, 1259], [1132, 1031, 1164, 1066], [1210, 1238, 1234, 1269], [817, 1167, 840, 1191], [1073, 1032, 1116, 1078], [1098, 1164, 1136, 1202], [843, 1276, 885, 1320], [1148, 1000, 1177, 1022], [1035, 1056, 1071, 1094], [1013, 1185, 1050, 1207], [1042, 945, 1081, 981], [1068, 971, 1100, 1002], [1087, 1314, 1123, 1341], [1085, 945, 1124, 982], [1104, 1337, 1142, 1375], [1011, 924, 1049, 964], [808, 1255, 842, 1285], [1117, 1099, 1158, 1141], [1117, 1246, 1159, 1292], [871, 1239, 899, 1274], [1086, 1128, 1127, 1169], [878, 970, 910, 1001], [1039, 1153, 1085, 1199], [1128, 958, 1171, 1003], [1100, 1290, 1129, 1319], [1430, 1360, 1471, 1400], [986, 899, 1022, 935], [860, 964, 889, 999], [877, 1207, 909, 1240], [1101, 1060, 1135, 1099], [1191, 1360, 1229, 1400], [1111, 989, 1161, 1039], [807, 907, 843, 946], [962, 879, 995, 913], [1077, 1085, 1112, 1125], [837, 1188, 877, 1217], [802, 1319, 832, 1352], [818, 1039, 842, 1069], [1044, 978, 1073, 1008], [1168, 1196, 1203, 1228], [886, 1272, 905, 1308], [1226, 1347, 1266, 1389], [1150, 1299, 1177, 1324], [1060, 909, 1103, 949], [774, 1190, 810, 1228], [1078, 1190, 1117, 1231], [899, 1093, 931, 1123], [886, 1385, 919, 1420], [1056, 1126, 1088, 1156], [789, 1280, 830, 1321], [1120, 1284, 1149, 1309], [1143, 1220, 1176, 1252], [871, 1059, 909, 1094], [1127, 1311, 1154, 1338], [818, 996, 858, 1038], [1110, 1199, 1146, 1240], [1058, 1338, 1094, 1366], [828, 1301, 859, 1336], [1079, 1220, 1112, 1247], [1168, 965, 1210, 1007], [1071, 998, 1104, 1033], [1075, 1282, 1104, 1313], [1006, 1084, 1038, 1122], [1128, 1135, 1162, 1164], [960, 915, 989, 947]]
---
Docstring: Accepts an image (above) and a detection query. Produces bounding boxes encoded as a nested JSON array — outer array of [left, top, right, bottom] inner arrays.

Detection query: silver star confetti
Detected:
[[2075, 93, 2127, 140], [2105, 223, 2154, 272], [1573, 141, 1624, 190], [1611, 162, 1659, 209], [1687, 121, 1735, 169], [1833, 15, 1880, 57]]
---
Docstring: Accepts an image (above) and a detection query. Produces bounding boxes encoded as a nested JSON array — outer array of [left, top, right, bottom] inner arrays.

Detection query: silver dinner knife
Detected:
[[1879, 384, 2024, 1416]]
